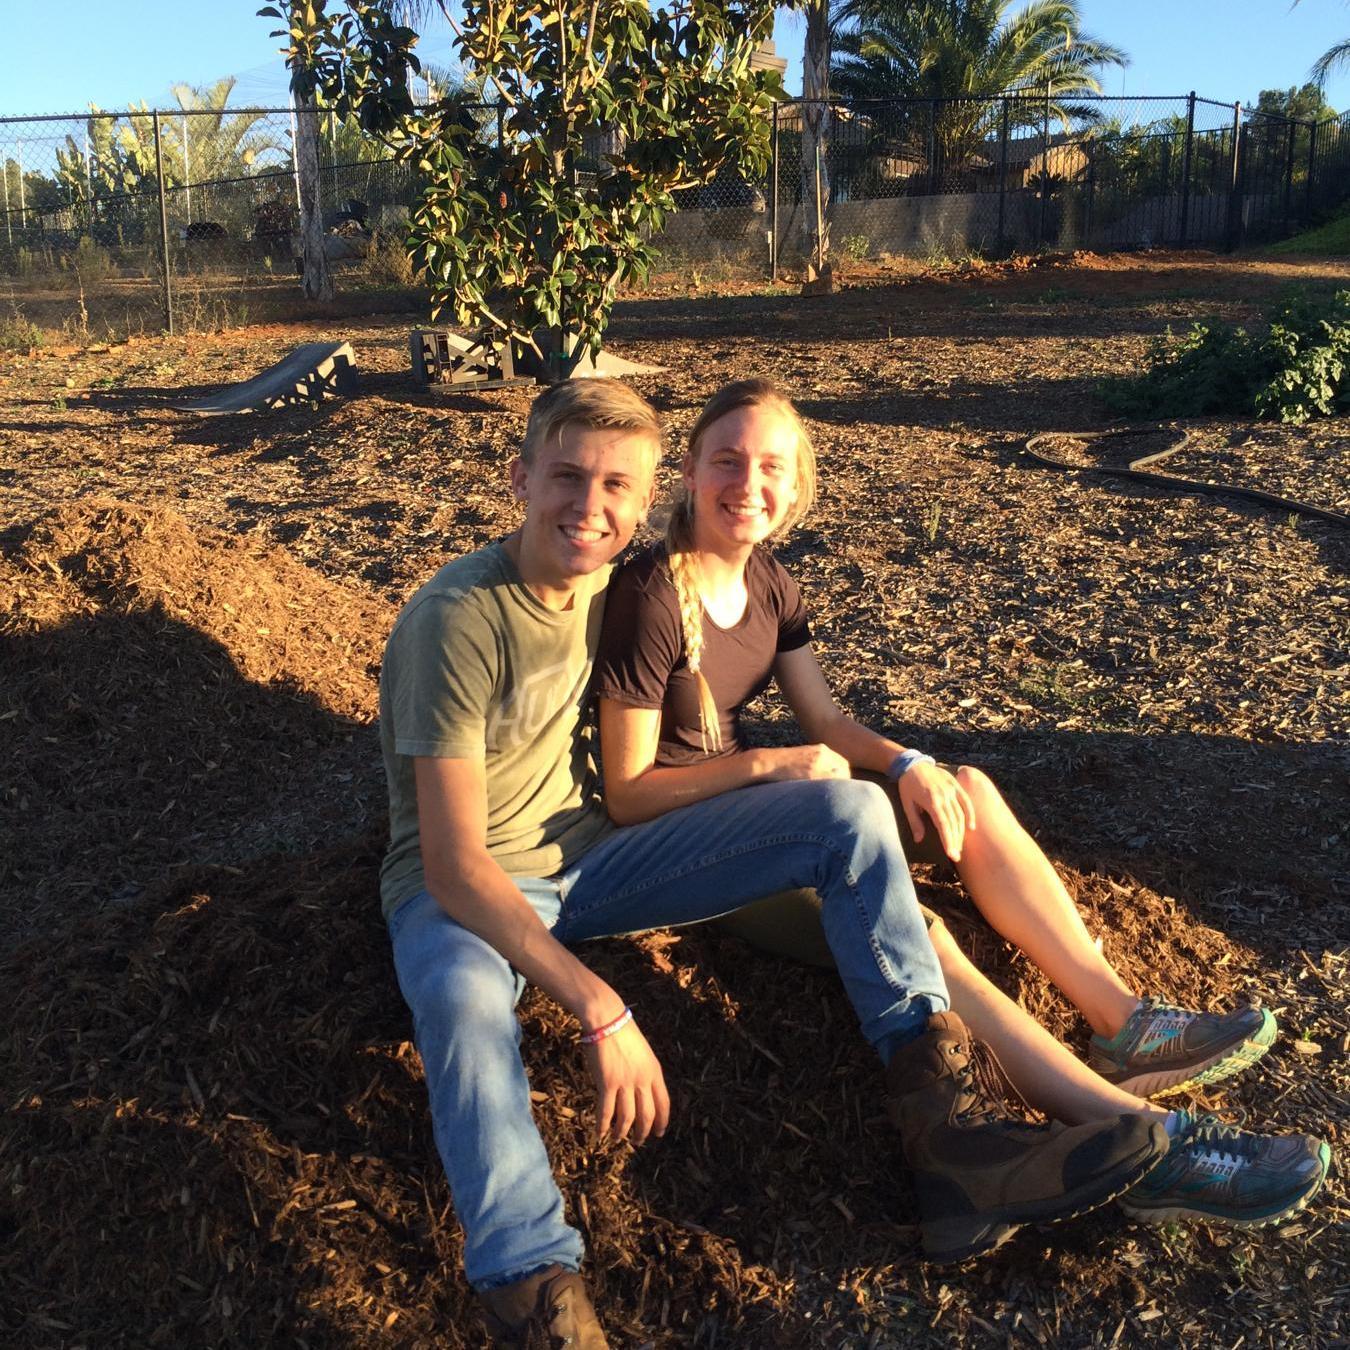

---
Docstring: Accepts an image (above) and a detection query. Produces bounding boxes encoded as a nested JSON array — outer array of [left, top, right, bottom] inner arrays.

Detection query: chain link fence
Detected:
[[757, 93, 1338, 272], [0, 104, 493, 339], [2, 91, 1347, 340]]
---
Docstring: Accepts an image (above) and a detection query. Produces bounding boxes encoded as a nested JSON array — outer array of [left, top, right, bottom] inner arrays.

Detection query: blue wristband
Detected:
[[886, 749, 935, 781]]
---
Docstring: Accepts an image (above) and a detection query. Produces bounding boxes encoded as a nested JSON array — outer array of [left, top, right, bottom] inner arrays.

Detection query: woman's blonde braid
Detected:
[[664, 500, 723, 753]]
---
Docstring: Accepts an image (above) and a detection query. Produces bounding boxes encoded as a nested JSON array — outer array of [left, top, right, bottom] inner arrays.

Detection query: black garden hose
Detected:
[[1023, 429, 1349, 528]]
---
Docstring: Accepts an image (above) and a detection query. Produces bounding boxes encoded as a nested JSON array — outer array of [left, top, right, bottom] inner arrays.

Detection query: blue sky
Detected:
[[2, 1, 1348, 117]]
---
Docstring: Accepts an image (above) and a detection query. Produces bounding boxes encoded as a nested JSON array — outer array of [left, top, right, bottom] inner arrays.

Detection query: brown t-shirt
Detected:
[[593, 546, 811, 765]]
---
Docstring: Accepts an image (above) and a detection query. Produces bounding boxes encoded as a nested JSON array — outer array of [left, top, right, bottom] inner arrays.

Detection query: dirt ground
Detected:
[[1, 250, 1347, 1347]]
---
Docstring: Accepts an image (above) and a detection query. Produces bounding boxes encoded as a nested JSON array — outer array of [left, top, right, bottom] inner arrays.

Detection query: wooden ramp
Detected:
[[170, 341, 358, 415]]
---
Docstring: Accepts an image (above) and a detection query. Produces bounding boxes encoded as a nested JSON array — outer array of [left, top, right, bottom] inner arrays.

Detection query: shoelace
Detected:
[[1132, 999, 1195, 1050], [1175, 1112, 1259, 1165], [951, 1036, 1041, 1127]]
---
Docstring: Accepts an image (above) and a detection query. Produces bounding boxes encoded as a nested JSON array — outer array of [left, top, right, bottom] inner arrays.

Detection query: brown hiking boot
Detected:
[[479, 1264, 608, 1348], [886, 1012, 1168, 1263]]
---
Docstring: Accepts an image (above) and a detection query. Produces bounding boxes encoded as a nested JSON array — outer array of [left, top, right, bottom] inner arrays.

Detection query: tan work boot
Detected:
[[479, 1264, 608, 1348], [886, 1011, 1168, 1263]]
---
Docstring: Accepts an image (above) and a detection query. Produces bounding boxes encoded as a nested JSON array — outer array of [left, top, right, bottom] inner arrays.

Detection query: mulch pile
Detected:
[[2, 501, 1344, 1346], [0, 499, 391, 940]]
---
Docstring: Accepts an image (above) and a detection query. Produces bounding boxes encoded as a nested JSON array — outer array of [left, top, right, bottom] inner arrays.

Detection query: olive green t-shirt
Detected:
[[378, 541, 614, 919]]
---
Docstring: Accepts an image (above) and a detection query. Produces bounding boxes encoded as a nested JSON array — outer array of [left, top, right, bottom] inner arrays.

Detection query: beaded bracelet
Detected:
[[887, 748, 936, 781], [579, 1006, 634, 1046]]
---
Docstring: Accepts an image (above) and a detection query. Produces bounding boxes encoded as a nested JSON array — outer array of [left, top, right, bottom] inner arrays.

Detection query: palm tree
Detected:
[[1293, 0, 1350, 86], [1312, 38, 1350, 85], [169, 78, 285, 183], [832, 0, 1126, 170], [795, 1, 834, 268]]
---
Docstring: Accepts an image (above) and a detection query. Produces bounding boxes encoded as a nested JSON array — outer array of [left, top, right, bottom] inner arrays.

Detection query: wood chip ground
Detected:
[[1, 250, 1346, 1347]]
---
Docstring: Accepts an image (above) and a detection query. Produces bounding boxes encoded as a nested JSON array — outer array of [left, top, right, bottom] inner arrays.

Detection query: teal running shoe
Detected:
[[1120, 1111, 1331, 1228], [1088, 997, 1276, 1098]]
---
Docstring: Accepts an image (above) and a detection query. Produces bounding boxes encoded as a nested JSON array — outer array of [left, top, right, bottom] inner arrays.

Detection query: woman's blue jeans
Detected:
[[386, 777, 948, 1290]]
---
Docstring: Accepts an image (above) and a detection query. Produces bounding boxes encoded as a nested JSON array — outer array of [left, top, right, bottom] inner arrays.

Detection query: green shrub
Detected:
[[71, 237, 115, 282], [841, 233, 870, 262], [1102, 290, 1350, 425], [0, 310, 44, 351]]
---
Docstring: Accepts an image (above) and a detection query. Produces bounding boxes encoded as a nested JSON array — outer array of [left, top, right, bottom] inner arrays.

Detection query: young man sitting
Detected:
[[377, 381, 1177, 1345]]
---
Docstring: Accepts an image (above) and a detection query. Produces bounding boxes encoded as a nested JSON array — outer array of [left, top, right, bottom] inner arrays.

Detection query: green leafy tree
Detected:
[[832, 0, 1127, 169], [52, 83, 281, 212], [45, 82, 285, 244], [46, 115, 159, 245], [1253, 83, 1337, 126], [265, 0, 781, 376], [1247, 84, 1339, 190]]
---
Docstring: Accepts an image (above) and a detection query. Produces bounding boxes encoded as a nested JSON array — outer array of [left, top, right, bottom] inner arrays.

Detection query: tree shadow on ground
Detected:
[[916, 726, 1347, 953], [602, 281, 1251, 348], [796, 375, 1112, 434], [7, 828, 1336, 1349]]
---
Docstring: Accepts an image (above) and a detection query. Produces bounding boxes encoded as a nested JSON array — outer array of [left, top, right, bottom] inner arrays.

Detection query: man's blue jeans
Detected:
[[386, 777, 948, 1290]]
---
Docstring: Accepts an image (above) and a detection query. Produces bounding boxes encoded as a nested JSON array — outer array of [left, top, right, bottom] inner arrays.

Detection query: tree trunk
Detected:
[[800, 1, 831, 270], [295, 92, 333, 302]]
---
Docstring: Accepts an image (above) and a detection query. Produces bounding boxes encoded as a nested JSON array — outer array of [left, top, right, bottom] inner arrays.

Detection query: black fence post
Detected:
[[1305, 119, 1318, 225], [996, 96, 1010, 253], [1039, 82, 1050, 246], [1083, 143, 1096, 247], [152, 109, 173, 335], [770, 100, 779, 281], [1178, 90, 1195, 247], [1282, 119, 1296, 234], [1225, 103, 1244, 252]]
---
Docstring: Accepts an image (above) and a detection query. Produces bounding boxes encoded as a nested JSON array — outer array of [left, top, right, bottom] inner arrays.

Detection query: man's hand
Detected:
[[764, 743, 851, 782], [899, 761, 977, 862], [583, 1020, 670, 1145]]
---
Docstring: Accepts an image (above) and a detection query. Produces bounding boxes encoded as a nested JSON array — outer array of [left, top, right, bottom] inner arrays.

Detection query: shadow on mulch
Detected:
[[602, 285, 1223, 349], [4, 828, 1340, 1347], [908, 725, 1350, 959], [796, 377, 1110, 435], [0, 499, 390, 938], [2, 499, 1343, 1347]]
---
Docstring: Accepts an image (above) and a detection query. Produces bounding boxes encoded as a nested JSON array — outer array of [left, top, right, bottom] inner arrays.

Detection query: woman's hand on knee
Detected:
[[899, 762, 977, 862], [764, 743, 851, 782], [585, 1022, 670, 1146]]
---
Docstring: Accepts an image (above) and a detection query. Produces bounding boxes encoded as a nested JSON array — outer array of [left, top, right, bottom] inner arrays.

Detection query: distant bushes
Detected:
[[0, 310, 44, 352], [1103, 290, 1350, 425]]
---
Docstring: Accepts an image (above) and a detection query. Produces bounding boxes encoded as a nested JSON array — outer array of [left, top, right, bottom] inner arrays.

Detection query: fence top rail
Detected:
[[0, 108, 291, 126], [787, 92, 1227, 108], [0, 100, 503, 127]]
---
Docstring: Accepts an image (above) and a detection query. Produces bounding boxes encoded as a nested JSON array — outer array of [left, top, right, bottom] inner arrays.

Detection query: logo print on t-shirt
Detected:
[[487, 657, 586, 748]]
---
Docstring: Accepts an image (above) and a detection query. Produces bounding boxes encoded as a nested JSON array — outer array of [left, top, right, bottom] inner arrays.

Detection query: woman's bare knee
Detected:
[[955, 764, 1001, 806]]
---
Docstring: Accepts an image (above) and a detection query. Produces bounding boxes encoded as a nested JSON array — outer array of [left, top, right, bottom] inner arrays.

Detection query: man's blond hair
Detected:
[[520, 379, 663, 469]]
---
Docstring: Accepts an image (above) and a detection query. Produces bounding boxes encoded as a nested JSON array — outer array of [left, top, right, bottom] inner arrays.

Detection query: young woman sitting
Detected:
[[592, 378, 1328, 1231]]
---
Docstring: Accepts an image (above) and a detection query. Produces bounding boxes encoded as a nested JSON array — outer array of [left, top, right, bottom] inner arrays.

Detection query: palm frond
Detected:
[[1312, 38, 1350, 86]]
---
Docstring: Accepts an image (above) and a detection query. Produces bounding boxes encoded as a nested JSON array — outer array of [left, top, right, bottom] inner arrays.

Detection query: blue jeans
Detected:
[[386, 777, 948, 1290]]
